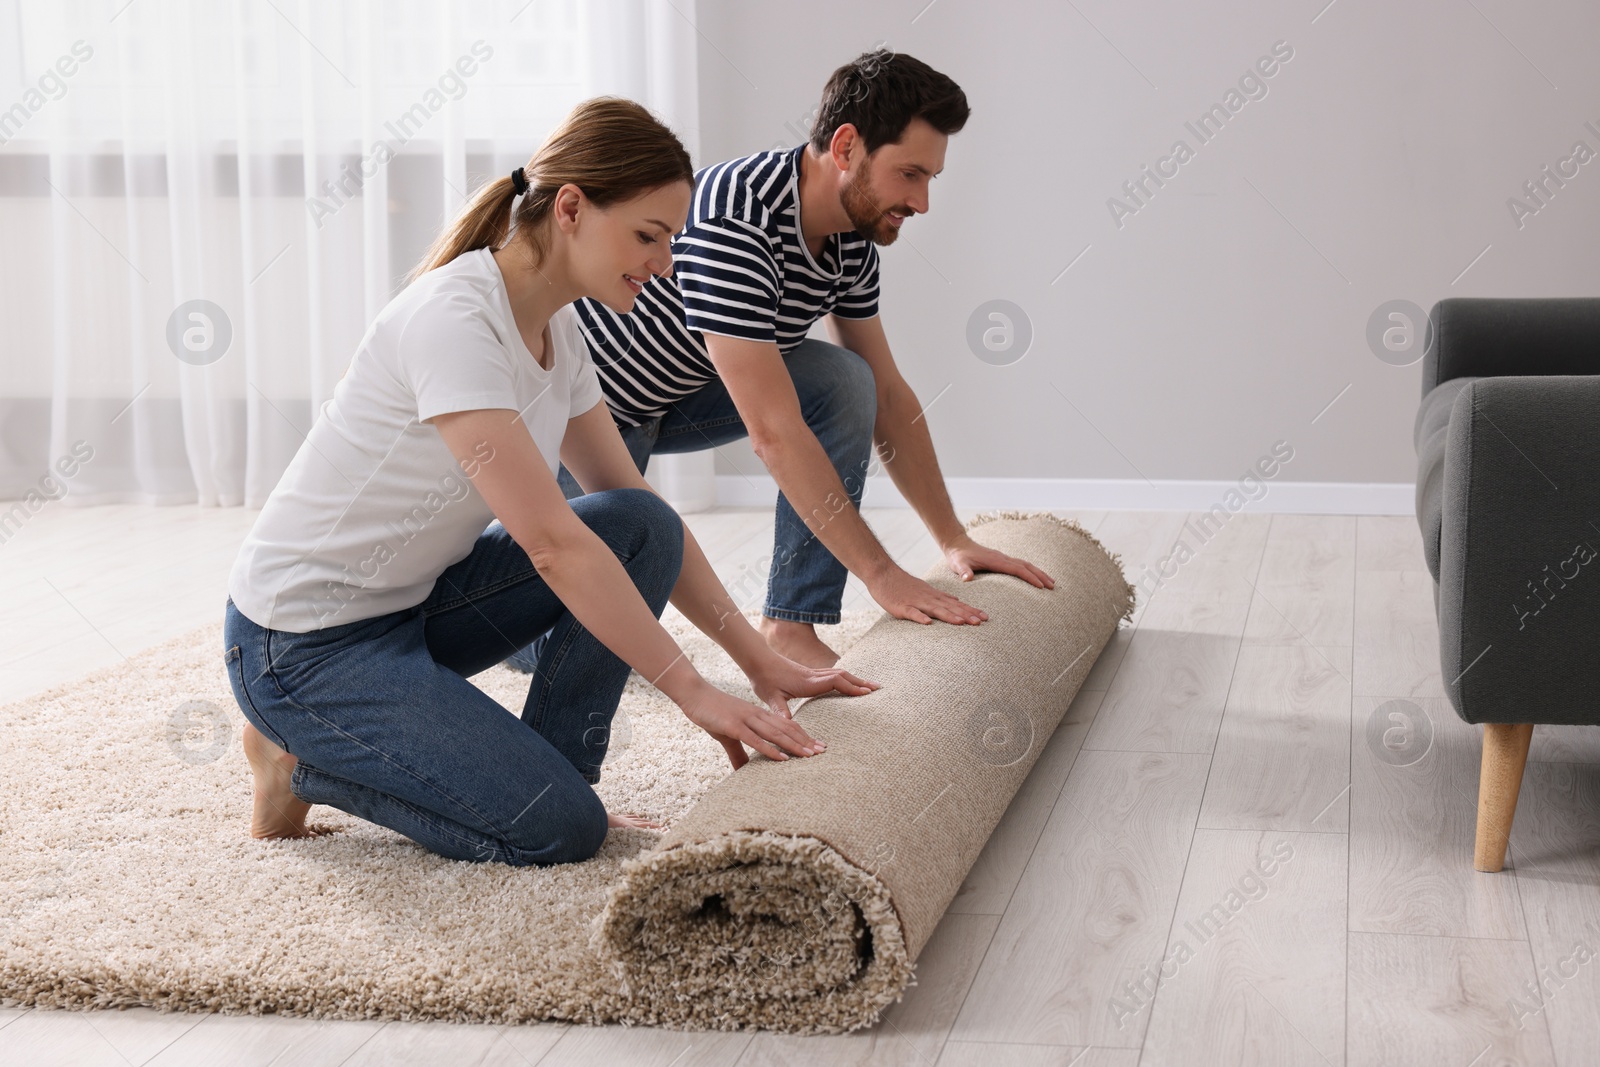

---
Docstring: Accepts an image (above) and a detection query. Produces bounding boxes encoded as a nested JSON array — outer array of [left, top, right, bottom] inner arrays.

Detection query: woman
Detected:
[[222, 98, 877, 867]]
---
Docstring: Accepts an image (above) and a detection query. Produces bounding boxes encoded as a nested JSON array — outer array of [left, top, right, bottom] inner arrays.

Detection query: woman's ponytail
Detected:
[[406, 97, 693, 285]]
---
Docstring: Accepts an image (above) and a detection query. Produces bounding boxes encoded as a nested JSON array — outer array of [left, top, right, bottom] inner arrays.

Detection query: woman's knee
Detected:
[[585, 486, 683, 565], [627, 486, 683, 546], [502, 783, 608, 867]]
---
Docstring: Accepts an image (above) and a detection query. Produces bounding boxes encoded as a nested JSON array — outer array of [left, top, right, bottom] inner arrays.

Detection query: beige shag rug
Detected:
[[0, 511, 1133, 1034], [0, 597, 874, 1025]]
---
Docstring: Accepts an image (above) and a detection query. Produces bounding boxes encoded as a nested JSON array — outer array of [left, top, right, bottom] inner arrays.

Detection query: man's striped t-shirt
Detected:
[[573, 143, 881, 426]]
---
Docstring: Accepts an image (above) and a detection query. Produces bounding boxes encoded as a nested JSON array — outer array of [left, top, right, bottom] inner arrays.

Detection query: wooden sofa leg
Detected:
[[1474, 723, 1534, 873]]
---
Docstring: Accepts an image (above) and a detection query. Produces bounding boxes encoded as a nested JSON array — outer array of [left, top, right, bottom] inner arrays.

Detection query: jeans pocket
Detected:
[[225, 643, 289, 751]]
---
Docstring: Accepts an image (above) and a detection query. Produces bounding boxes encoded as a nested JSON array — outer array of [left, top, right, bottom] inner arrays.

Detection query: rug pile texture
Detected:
[[0, 512, 1132, 1032]]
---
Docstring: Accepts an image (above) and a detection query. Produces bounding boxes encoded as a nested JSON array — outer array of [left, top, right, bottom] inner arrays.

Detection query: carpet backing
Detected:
[[594, 511, 1136, 1031]]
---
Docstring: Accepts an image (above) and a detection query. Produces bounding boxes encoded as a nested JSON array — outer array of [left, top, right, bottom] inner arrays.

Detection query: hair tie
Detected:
[[510, 167, 529, 196]]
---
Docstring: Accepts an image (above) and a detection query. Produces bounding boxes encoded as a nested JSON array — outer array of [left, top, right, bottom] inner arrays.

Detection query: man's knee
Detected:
[[805, 344, 876, 435], [833, 343, 876, 396]]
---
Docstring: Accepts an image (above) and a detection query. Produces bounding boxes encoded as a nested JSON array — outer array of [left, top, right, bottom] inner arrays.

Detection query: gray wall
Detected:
[[693, 0, 1600, 487]]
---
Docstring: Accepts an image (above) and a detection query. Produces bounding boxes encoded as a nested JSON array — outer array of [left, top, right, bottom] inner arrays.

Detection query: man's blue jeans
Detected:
[[504, 337, 876, 673], [222, 487, 683, 867]]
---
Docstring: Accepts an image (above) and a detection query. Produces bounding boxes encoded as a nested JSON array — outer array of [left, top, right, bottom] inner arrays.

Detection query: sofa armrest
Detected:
[[1437, 375, 1600, 726], [1423, 297, 1600, 397], [1415, 376, 1479, 582]]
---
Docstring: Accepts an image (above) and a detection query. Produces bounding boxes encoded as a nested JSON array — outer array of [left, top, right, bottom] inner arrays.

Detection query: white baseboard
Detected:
[[715, 475, 1415, 516]]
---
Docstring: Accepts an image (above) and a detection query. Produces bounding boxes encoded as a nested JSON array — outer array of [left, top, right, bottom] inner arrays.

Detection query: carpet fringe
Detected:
[[962, 509, 1138, 626]]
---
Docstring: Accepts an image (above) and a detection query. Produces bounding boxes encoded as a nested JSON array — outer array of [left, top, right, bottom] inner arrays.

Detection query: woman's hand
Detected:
[[744, 649, 879, 720], [607, 809, 661, 830], [678, 682, 829, 771]]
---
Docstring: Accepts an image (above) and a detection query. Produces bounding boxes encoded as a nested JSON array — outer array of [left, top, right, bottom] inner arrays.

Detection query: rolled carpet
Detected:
[[591, 511, 1136, 1033]]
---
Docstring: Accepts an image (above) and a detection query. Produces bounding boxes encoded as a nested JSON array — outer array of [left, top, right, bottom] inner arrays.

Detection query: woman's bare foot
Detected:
[[242, 723, 315, 840], [606, 810, 662, 830], [758, 617, 839, 668]]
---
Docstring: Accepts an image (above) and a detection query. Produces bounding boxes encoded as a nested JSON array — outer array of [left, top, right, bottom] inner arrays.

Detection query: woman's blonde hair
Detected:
[[406, 96, 693, 284]]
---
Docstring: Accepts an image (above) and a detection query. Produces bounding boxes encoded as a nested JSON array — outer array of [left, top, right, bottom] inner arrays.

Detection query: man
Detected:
[[508, 48, 1053, 672]]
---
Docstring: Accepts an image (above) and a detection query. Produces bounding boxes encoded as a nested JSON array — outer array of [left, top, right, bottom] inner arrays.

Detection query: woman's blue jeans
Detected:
[[505, 338, 876, 673], [222, 487, 684, 867]]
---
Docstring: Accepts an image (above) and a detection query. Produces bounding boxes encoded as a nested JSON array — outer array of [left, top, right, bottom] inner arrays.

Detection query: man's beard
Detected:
[[840, 167, 909, 246]]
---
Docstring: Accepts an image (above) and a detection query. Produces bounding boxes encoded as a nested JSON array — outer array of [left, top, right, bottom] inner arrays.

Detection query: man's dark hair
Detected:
[[808, 48, 970, 155]]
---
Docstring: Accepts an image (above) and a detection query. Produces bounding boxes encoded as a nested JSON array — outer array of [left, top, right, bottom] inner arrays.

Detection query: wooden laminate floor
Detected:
[[2, 504, 1596, 1067]]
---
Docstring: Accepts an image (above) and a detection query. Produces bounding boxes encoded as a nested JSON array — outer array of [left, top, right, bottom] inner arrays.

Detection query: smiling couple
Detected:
[[222, 49, 1055, 867]]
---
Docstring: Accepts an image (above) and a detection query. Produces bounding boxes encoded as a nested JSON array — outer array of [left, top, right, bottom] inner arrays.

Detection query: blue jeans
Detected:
[[222, 487, 684, 867], [505, 338, 875, 673]]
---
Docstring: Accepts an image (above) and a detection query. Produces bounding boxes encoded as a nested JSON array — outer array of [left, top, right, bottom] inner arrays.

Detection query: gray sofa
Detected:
[[1414, 296, 1600, 872]]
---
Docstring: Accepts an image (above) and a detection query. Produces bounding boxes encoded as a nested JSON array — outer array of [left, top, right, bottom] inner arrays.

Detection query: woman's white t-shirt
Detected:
[[228, 247, 602, 633]]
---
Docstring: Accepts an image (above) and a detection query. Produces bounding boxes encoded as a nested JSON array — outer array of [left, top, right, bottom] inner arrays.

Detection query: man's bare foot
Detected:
[[606, 811, 662, 830], [242, 723, 315, 840], [759, 617, 840, 668]]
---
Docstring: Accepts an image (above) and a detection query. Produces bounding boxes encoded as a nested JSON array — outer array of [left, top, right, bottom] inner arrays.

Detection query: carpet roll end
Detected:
[[592, 830, 913, 1033], [594, 513, 1134, 1032]]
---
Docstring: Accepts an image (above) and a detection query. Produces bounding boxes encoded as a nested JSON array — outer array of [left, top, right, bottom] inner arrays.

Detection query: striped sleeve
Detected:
[[674, 216, 782, 344], [832, 242, 881, 320]]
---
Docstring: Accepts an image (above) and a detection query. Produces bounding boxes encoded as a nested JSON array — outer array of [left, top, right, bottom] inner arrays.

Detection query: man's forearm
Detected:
[[755, 429, 897, 583], [875, 379, 965, 549]]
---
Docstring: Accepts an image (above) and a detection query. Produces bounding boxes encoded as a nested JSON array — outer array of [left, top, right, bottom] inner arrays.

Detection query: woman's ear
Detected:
[[551, 182, 584, 235]]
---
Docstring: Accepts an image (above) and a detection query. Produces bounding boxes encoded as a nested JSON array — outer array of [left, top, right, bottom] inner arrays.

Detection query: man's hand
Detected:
[[943, 533, 1056, 589], [867, 566, 990, 626]]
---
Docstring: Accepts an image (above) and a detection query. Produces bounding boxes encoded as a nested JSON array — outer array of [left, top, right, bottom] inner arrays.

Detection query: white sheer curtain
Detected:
[[0, 0, 714, 511]]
